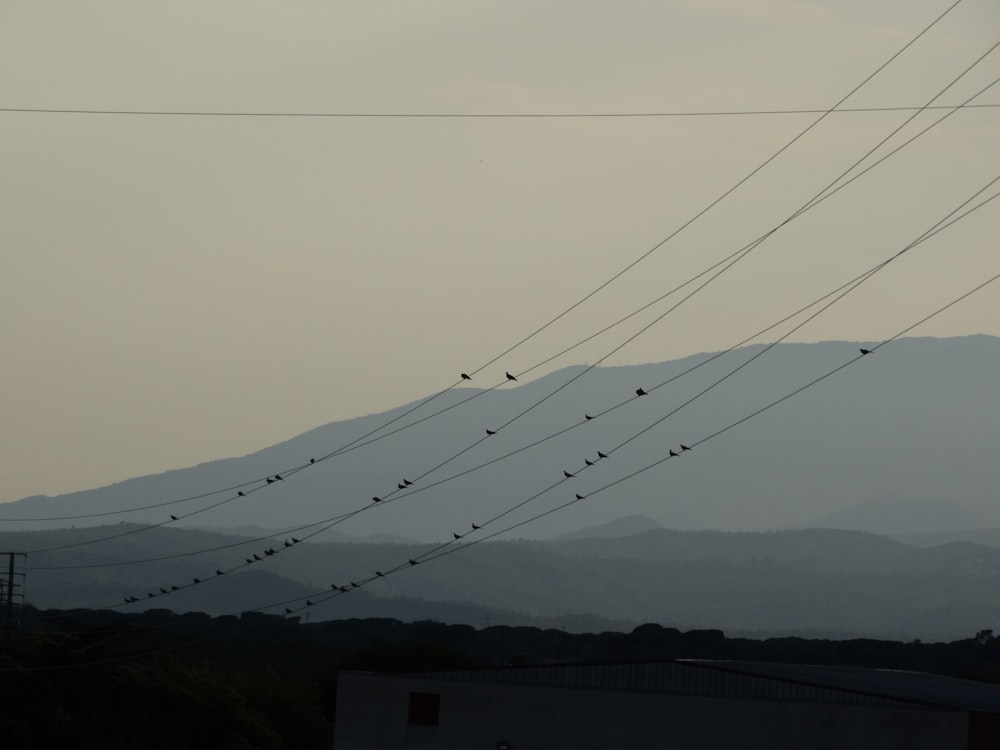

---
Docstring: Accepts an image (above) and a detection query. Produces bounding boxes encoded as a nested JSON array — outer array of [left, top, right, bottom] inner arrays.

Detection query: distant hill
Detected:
[[4, 335, 999, 542], [802, 494, 984, 535], [550, 514, 662, 540], [8, 524, 1000, 641], [894, 528, 1000, 549]]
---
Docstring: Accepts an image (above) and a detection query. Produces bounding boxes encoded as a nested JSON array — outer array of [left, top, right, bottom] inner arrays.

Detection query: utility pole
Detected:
[[0, 552, 26, 632]]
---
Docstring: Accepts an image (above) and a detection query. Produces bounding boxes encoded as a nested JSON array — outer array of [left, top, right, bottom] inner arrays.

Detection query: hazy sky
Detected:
[[2, 0, 998, 503]]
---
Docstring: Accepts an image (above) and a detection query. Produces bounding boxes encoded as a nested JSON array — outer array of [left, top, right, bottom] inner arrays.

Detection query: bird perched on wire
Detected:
[[506, 371, 518, 382], [372, 496, 381, 503], [486, 428, 497, 435], [597, 451, 608, 459], [461, 373, 472, 380], [563, 470, 575, 479], [403, 478, 414, 486], [636, 387, 648, 396], [860, 348, 871, 355], [575, 494, 585, 500], [238, 491, 245, 497], [670, 450, 679, 457], [680, 444, 692, 452], [170, 515, 178, 521]]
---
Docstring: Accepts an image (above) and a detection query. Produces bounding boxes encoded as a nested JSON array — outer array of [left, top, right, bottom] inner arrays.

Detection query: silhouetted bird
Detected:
[[860, 348, 871, 355], [585, 414, 593, 420], [238, 491, 245, 497], [284, 541, 292, 548], [274, 474, 283, 481], [291, 537, 301, 544], [461, 373, 472, 380], [680, 444, 692, 451], [310, 458, 316, 464], [285, 608, 293, 614], [585, 459, 594, 466], [267, 548, 276, 555], [636, 387, 647, 396], [246, 558, 253, 564], [147, 593, 155, 598], [453, 532, 461, 540], [372, 496, 381, 502], [376, 571, 384, 577], [266, 477, 274, 484], [403, 478, 413, 486], [216, 569, 224, 576], [193, 578, 201, 584], [254, 554, 262, 561], [506, 371, 517, 382], [472, 523, 481, 530], [669, 450, 679, 457], [330, 583, 338, 589], [170, 515, 178, 521], [398, 483, 406, 489], [597, 451, 608, 459], [350, 581, 359, 589], [563, 470, 575, 478], [575, 494, 585, 500], [486, 428, 496, 435], [409, 559, 419, 566], [160, 588, 168, 594], [340, 586, 349, 593], [306, 600, 314, 606], [171, 585, 179, 591]]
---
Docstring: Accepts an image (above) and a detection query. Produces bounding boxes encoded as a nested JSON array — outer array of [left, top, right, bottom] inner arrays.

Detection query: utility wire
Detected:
[[2, 104, 997, 118]]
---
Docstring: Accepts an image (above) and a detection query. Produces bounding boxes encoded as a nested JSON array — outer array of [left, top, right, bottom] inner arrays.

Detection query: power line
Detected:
[[1, 103, 998, 118]]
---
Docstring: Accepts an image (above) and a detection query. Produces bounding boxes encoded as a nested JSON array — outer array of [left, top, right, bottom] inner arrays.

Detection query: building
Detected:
[[334, 659, 1000, 749]]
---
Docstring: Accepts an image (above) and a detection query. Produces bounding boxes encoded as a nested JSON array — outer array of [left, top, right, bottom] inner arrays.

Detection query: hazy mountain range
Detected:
[[3, 335, 1000, 640], [4, 335, 998, 540], [8, 521, 1000, 641]]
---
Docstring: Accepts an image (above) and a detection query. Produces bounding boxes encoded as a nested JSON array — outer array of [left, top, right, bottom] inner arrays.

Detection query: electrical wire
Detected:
[[2, 104, 997, 118]]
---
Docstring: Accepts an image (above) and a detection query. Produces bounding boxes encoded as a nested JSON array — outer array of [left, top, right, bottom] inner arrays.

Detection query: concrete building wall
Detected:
[[334, 673, 970, 750]]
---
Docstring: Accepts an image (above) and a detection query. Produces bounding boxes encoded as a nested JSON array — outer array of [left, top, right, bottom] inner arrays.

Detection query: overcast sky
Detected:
[[2, 0, 998, 503]]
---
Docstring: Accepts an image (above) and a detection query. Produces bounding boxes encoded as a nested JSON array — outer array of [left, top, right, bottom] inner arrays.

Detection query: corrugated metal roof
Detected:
[[686, 660, 1000, 713], [400, 660, 1000, 711]]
